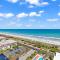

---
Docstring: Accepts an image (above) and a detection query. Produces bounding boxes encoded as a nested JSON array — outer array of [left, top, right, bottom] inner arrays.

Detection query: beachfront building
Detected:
[[0, 40, 17, 50], [53, 52, 60, 60]]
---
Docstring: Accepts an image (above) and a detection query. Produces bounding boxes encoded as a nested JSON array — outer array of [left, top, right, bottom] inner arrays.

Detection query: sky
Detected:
[[0, 0, 60, 29]]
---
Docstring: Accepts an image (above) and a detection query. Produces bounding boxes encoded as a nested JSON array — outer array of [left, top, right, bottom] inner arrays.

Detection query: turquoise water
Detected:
[[0, 29, 60, 39], [39, 58, 43, 60]]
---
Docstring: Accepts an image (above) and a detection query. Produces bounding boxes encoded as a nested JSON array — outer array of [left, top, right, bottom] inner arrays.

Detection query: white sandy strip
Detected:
[[0, 33, 60, 46]]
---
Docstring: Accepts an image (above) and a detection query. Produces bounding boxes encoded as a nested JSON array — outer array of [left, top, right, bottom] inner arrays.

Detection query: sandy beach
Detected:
[[0, 33, 60, 46]]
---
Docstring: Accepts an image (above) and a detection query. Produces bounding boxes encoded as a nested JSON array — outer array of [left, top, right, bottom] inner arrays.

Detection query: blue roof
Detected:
[[0, 54, 9, 60]]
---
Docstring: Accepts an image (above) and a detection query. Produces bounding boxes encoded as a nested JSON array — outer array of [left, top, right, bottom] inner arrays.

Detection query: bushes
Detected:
[[50, 47, 58, 52]]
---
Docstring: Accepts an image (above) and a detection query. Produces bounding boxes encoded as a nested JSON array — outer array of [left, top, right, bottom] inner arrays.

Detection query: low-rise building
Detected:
[[0, 40, 17, 50], [53, 52, 60, 60], [0, 54, 9, 60]]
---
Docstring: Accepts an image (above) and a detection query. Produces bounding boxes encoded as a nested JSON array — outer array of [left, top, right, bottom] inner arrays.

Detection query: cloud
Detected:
[[29, 12, 41, 16], [0, 12, 42, 19], [26, 0, 40, 6], [0, 13, 4, 17], [7, 0, 18, 3], [5, 13, 14, 18], [28, 5, 34, 8], [47, 18, 59, 22], [26, 0, 49, 6], [39, 11, 45, 14], [16, 12, 41, 18], [58, 12, 60, 16], [0, 13, 14, 18], [40, 2, 49, 6], [16, 13, 28, 18]]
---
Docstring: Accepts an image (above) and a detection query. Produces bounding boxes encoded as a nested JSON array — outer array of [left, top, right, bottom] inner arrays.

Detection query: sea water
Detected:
[[0, 29, 60, 41]]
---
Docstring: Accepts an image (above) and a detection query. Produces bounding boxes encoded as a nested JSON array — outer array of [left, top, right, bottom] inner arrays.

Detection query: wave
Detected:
[[0, 31, 60, 41]]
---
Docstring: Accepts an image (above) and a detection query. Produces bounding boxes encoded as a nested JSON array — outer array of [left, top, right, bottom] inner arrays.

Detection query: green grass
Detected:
[[50, 47, 58, 52], [38, 50, 46, 54]]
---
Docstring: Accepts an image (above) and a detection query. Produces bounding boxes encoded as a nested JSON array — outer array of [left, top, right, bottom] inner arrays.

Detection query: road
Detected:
[[19, 49, 35, 60]]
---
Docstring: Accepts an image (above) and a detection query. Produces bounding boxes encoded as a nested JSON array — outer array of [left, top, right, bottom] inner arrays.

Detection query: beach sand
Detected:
[[0, 33, 60, 46]]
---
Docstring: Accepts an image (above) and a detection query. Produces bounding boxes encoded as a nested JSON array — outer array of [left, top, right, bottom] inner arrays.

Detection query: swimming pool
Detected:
[[38, 57, 43, 60]]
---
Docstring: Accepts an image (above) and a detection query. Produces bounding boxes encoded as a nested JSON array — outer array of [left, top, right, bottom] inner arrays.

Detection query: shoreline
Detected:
[[0, 33, 60, 46]]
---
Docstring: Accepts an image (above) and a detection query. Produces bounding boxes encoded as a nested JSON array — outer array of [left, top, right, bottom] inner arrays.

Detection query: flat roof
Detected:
[[0, 40, 17, 47], [53, 52, 60, 60]]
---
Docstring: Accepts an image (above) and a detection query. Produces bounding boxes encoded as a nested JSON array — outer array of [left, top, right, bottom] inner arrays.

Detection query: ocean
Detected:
[[0, 29, 60, 39]]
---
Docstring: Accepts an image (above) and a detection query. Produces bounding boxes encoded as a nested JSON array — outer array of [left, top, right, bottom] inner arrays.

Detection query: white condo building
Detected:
[[53, 52, 60, 60]]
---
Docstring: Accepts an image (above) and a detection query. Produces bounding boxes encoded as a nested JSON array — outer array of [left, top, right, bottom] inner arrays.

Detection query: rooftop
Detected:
[[0, 54, 9, 60], [0, 40, 17, 47], [53, 52, 60, 60]]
